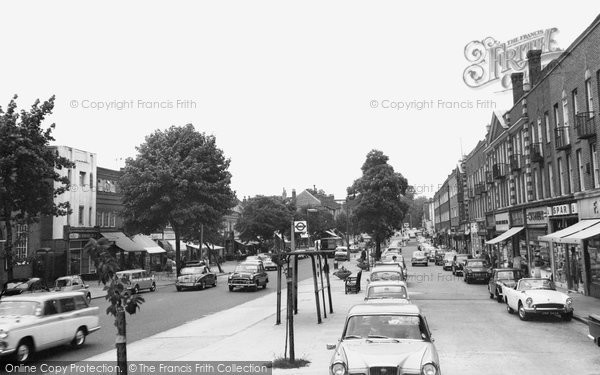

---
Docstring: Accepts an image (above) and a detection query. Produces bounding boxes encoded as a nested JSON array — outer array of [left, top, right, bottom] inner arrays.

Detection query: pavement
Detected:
[[84, 255, 366, 374], [555, 286, 600, 325], [88, 261, 241, 300]]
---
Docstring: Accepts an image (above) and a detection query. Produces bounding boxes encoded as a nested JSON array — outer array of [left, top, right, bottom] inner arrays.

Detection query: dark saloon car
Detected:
[[228, 261, 269, 291], [451, 254, 473, 276], [463, 259, 491, 284], [1, 278, 50, 298], [488, 268, 524, 302]]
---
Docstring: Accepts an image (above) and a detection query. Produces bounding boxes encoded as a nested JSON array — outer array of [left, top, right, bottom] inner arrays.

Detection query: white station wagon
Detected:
[[0, 291, 100, 362]]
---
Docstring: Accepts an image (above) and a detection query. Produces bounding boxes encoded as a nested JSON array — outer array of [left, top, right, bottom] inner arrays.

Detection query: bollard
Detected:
[[334, 261, 338, 270]]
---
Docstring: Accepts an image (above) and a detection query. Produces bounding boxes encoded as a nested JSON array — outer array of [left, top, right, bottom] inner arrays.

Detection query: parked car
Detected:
[[228, 261, 268, 291], [503, 278, 573, 321], [364, 281, 410, 304], [451, 254, 472, 276], [442, 251, 457, 271], [411, 251, 428, 267], [434, 252, 445, 266], [335, 247, 350, 261], [327, 303, 440, 375], [368, 265, 406, 282], [53, 275, 92, 303], [115, 269, 156, 294], [488, 268, 523, 302], [176, 265, 217, 291], [1, 278, 50, 298], [463, 259, 491, 284], [383, 247, 402, 256], [0, 291, 100, 362]]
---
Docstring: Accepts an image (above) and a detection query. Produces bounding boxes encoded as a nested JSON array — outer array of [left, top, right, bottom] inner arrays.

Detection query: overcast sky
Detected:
[[2, 1, 599, 200]]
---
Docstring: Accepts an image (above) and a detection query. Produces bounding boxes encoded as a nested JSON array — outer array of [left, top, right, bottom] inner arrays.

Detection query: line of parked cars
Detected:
[[327, 245, 442, 375]]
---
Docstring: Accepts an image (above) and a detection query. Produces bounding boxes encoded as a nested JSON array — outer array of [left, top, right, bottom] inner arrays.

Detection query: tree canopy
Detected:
[[235, 196, 293, 248], [348, 150, 409, 259], [0, 95, 73, 278], [119, 124, 236, 274]]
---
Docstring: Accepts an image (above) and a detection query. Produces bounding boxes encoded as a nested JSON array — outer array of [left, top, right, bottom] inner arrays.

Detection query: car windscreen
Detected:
[[55, 279, 70, 287], [467, 261, 486, 267], [370, 271, 402, 281], [367, 285, 408, 299], [4, 281, 30, 290], [496, 270, 518, 280], [444, 253, 455, 260], [518, 279, 555, 291], [344, 315, 426, 340], [0, 301, 39, 316], [412, 252, 424, 257], [235, 265, 258, 273], [180, 267, 204, 275]]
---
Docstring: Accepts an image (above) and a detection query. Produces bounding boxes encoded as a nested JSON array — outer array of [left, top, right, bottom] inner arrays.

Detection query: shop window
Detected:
[[78, 206, 84, 226], [593, 143, 600, 189], [552, 243, 568, 286], [14, 224, 28, 260], [588, 238, 600, 287]]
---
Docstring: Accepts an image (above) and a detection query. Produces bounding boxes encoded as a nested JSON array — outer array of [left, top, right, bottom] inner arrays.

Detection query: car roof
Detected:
[[56, 275, 80, 280], [493, 268, 521, 271], [348, 303, 421, 316], [117, 269, 145, 273], [371, 265, 404, 272], [1, 291, 86, 302], [367, 280, 408, 288]]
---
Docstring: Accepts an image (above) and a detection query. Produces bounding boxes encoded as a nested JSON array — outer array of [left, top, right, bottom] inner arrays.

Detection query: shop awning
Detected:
[[186, 242, 225, 250], [538, 219, 600, 242], [168, 240, 191, 251], [555, 221, 600, 243], [131, 234, 166, 254], [101, 232, 144, 252], [485, 226, 524, 245]]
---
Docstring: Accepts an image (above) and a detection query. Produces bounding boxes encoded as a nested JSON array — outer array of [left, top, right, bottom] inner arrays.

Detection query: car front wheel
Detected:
[[228, 285, 234, 291], [150, 283, 156, 292], [518, 303, 529, 321], [15, 339, 33, 362], [506, 304, 514, 314], [562, 312, 573, 321]]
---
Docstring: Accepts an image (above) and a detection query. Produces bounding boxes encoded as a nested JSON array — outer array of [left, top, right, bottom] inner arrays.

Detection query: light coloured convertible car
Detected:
[[368, 265, 406, 283], [502, 278, 573, 321], [327, 303, 441, 375]]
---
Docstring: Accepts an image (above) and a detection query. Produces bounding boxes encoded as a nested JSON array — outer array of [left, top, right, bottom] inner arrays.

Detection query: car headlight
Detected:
[[421, 363, 438, 375], [331, 362, 347, 375], [526, 297, 533, 307], [566, 297, 573, 306], [0, 331, 8, 339]]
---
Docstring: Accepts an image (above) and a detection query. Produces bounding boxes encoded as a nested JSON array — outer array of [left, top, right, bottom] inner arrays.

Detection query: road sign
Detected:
[[294, 221, 307, 233]]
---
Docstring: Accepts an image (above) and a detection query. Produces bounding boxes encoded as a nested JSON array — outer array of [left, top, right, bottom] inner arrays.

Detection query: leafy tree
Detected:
[[84, 238, 144, 374], [235, 196, 293, 251], [348, 150, 409, 260], [0, 95, 73, 279], [119, 124, 235, 275], [406, 196, 428, 228]]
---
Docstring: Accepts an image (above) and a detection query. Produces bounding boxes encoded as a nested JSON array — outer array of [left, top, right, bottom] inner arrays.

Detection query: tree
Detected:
[[235, 196, 293, 251], [0, 95, 73, 280], [119, 124, 235, 276], [84, 238, 144, 375], [406, 196, 428, 228], [348, 150, 409, 260]]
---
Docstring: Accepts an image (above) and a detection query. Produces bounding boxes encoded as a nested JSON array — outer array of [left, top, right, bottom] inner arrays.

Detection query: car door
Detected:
[[38, 298, 64, 349], [258, 264, 267, 284], [57, 297, 79, 344]]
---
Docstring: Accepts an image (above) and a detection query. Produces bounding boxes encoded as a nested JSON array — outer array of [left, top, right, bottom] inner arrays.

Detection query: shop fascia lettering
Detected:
[[547, 203, 577, 217]]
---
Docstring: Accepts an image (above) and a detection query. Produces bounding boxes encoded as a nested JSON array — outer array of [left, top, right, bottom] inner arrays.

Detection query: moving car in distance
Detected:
[[488, 268, 523, 302], [176, 265, 217, 291], [503, 278, 573, 321], [327, 303, 440, 375], [368, 265, 406, 283], [411, 251, 428, 267], [255, 253, 278, 271], [451, 254, 472, 276], [364, 281, 410, 304], [115, 269, 156, 294], [0, 291, 100, 362], [53, 275, 92, 303], [442, 251, 457, 271], [434, 251, 446, 266], [462, 259, 491, 284], [228, 261, 268, 291]]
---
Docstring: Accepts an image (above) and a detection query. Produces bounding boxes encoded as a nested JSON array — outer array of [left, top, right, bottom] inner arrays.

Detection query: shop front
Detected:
[[525, 206, 551, 279], [510, 209, 528, 275], [485, 212, 522, 267]]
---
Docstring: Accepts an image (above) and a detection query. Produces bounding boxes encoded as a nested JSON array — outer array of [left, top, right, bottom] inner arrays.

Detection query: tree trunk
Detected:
[[375, 240, 381, 261], [115, 305, 127, 375], [174, 228, 181, 277], [206, 243, 223, 273], [4, 216, 14, 280]]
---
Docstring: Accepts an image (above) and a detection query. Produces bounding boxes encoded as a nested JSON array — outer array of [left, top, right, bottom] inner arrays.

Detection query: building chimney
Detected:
[[511, 72, 524, 104], [527, 49, 542, 87]]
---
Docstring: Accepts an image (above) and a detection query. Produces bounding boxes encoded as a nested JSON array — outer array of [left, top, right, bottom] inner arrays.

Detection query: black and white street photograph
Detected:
[[1, 2, 600, 374]]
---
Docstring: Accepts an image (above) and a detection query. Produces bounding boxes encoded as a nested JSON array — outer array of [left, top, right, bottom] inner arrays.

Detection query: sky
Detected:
[[2, 1, 599, 200]]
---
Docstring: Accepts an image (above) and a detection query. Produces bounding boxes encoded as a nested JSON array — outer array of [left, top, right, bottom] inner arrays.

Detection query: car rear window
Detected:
[[74, 295, 88, 310], [59, 298, 76, 313]]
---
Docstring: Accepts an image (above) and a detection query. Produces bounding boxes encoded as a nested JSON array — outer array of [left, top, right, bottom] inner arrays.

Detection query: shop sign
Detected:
[[470, 222, 479, 232], [150, 233, 163, 240], [578, 197, 600, 219], [547, 203, 577, 217], [510, 210, 524, 226], [495, 212, 509, 232], [486, 215, 496, 228], [526, 208, 548, 225]]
